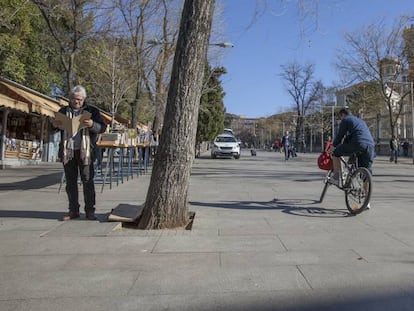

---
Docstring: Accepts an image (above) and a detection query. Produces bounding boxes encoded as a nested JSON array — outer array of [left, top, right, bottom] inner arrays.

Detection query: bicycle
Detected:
[[319, 153, 372, 215]]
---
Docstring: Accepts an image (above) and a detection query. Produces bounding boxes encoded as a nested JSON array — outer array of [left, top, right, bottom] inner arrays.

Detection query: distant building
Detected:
[[335, 56, 413, 155], [228, 114, 258, 137], [403, 24, 414, 82]]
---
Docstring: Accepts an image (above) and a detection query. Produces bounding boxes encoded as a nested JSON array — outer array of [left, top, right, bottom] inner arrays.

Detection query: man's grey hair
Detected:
[[70, 85, 87, 99]]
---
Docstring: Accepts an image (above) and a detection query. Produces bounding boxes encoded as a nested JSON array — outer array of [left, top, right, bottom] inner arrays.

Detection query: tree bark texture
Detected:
[[137, 0, 215, 229]]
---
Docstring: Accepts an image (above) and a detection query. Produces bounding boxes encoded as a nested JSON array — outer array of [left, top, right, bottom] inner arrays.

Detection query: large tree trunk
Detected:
[[137, 0, 215, 229]]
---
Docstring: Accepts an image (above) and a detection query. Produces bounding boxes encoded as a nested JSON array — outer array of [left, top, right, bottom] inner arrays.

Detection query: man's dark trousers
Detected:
[[63, 150, 96, 213]]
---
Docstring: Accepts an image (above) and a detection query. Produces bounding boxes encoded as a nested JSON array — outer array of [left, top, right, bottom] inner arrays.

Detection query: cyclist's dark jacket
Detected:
[[333, 115, 374, 150]]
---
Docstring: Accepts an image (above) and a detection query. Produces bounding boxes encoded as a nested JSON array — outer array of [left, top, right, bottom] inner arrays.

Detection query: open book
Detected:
[[54, 111, 92, 137]]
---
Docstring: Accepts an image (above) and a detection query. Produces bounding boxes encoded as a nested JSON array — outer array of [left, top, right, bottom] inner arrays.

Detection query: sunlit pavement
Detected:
[[1, 151, 414, 311]]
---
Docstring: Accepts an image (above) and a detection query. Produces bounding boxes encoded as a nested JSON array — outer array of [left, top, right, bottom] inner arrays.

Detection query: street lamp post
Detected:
[[321, 110, 324, 152], [332, 104, 336, 138], [411, 82, 414, 164]]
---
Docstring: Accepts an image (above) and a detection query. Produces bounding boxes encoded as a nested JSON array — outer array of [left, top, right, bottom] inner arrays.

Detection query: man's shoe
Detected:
[[62, 211, 80, 221], [85, 211, 97, 220], [365, 203, 371, 210]]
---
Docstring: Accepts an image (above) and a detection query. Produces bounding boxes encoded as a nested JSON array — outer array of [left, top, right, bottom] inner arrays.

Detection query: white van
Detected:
[[223, 128, 234, 136]]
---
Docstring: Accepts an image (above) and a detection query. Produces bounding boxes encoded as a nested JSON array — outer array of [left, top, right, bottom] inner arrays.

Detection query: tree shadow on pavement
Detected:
[[0, 210, 109, 221], [190, 198, 350, 218], [0, 172, 62, 191]]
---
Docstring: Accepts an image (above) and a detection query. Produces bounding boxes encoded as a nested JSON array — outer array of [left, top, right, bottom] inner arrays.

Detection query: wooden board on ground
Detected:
[[107, 204, 143, 222]]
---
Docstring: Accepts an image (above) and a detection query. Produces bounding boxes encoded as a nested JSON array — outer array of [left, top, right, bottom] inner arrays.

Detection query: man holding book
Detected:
[[52, 85, 107, 221]]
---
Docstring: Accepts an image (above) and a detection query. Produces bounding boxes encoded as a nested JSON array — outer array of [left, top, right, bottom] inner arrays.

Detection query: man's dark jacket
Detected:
[[55, 103, 107, 161]]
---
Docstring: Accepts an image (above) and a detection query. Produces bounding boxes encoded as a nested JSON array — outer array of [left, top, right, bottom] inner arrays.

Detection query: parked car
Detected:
[[211, 134, 241, 159]]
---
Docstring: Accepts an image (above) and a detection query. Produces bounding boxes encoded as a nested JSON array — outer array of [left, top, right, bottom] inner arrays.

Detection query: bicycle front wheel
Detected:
[[344, 167, 372, 214]]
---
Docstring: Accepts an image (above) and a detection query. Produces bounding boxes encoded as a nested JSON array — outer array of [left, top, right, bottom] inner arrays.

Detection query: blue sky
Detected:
[[219, 0, 413, 118]]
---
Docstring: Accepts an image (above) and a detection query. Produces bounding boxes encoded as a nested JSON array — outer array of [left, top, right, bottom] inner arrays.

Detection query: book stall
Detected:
[[96, 128, 152, 192], [2, 112, 44, 161], [0, 77, 61, 167]]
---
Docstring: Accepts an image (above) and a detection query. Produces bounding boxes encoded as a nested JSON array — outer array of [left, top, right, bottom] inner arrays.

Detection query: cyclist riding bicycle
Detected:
[[328, 108, 375, 191]]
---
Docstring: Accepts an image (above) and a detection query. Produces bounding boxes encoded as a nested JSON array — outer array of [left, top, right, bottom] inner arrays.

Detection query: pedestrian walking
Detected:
[[402, 140, 409, 157], [390, 136, 399, 164], [324, 136, 333, 152], [281, 131, 291, 160]]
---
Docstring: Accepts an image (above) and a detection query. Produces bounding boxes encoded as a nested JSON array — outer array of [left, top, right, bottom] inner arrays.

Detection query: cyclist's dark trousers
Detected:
[[358, 144, 375, 173], [334, 143, 374, 173]]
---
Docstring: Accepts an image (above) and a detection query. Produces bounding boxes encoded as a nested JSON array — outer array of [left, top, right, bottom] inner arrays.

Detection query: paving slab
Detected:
[[64, 252, 220, 271], [43, 220, 118, 237], [0, 218, 60, 231], [299, 262, 414, 290], [0, 236, 160, 256], [130, 265, 310, 295], [0, 254, 73, 273], [1, 153, 414, 310], [153, 235, 286, 253], [277, 230, 408, 251], [220, 249, 363, 267], [4, 288, 414, 311], [0, 269, 138, 300], [351, 245, 414, 263]]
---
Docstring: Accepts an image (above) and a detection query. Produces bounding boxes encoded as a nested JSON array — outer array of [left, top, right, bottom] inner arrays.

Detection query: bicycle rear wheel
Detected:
[[319, 170, 333, 203], [344, 167, 372, 214]]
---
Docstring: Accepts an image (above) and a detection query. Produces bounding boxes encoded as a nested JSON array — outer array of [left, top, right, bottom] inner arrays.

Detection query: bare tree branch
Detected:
[[335, 15, 413, 138], [280, 61, 318, 150]]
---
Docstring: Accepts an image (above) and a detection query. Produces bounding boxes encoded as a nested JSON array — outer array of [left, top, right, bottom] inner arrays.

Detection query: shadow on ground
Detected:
[[0, 172, 62, 191], [186, 287, 414, 311], [0, 210, 109, 221], [190, 198, 351, 218]]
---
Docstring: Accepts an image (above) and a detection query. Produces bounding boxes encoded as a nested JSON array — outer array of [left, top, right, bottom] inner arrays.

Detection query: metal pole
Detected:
[[331, 105, 335, 138], [0, 108, 9, 162], [321, 111, 324, 152], [310, 125, 313, 152], [411, 82, 414, 164]]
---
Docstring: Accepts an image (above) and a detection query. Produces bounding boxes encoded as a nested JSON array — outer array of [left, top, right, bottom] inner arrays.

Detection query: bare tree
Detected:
[[145, 0, 227, 135], [112, 0, 158, 128], [336, 16, 414, 139], [112, 0, 180, 130], [280, 61, 318, 152], [32, 0, 97, 93], [137, 0, 215, 229], [342, 81, 383, 118], [145, 0, 180, 134], [79, 36, 136, 128]]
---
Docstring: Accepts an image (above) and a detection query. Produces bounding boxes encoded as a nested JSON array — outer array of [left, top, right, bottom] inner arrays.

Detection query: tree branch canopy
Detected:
[[335, 15, 413, 138]]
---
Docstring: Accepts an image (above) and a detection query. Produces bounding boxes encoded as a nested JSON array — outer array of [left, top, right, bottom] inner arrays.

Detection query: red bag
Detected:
[[317, 151, 333, 170]]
